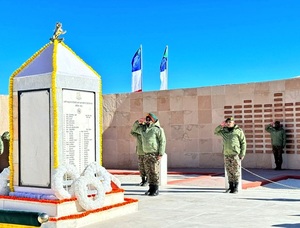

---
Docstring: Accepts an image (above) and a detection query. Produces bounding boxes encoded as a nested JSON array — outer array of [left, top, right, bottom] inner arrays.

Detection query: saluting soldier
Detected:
[[131, 113, 166, 196], [214, 117, 247, 194], [265, 121, 286, 170]]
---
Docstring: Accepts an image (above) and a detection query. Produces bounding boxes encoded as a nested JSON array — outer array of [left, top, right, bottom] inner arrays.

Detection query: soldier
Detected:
[[131, 119, 148, 186], [214, 117, 247, 194], [131, 113, 166, 196], [265, 121, 286, 170]]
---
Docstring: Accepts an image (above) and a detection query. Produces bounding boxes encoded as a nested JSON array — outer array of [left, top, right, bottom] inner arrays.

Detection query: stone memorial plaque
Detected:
[[19, 90, 50, 187], [62, 89, 96, 173]]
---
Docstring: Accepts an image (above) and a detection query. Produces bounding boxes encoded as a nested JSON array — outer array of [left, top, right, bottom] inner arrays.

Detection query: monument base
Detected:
[[0, 189, 138, 227]]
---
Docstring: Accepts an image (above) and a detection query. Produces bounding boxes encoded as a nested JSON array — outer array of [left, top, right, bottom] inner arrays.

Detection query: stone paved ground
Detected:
[[83, 168, 300, 228]]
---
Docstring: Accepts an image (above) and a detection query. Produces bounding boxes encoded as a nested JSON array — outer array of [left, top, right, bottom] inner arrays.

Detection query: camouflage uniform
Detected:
[[144, 153, 160, 185], [224, 155, 240, 182], [265, 122, 286, 170], [131, 113, 166, 196], [131, 122, 147, 184], [214, 123, 246, 193]]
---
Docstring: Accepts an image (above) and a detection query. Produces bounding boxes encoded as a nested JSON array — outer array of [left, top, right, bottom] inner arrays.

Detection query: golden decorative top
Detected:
[[50, 22, 67, 42]]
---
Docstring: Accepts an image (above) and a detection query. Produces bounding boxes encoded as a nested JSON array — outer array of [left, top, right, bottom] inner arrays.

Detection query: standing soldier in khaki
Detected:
[[131, 119, 148, 186], [131, 113, 166, 196], [265, 121, 286, 170], [214, 117, 247, 194]]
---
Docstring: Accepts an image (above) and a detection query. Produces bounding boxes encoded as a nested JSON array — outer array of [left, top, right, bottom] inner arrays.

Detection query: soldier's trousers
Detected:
[[137, 155, 146, 177], [224, 155, 241, 182], [144, 153, 160, 185], [272, 146, 283, 168]]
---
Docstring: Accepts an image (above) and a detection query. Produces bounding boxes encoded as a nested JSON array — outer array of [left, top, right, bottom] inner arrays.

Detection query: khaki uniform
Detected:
[[265, 124, 286, 169], [214, 124, 246, 193], [131, 120, 166, 185], [131, 122, 146, 178]]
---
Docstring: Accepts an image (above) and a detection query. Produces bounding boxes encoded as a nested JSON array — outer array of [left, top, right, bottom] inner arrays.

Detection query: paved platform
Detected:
[[83, 168, 300, 228]]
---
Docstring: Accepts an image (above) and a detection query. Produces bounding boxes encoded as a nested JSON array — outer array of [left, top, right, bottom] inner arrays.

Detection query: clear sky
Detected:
[[1, 0, 300, 95]]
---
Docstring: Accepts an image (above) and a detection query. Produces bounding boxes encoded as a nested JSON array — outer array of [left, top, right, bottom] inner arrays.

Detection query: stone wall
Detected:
[[103, 78, 300, 170], [1, 77, 300, 170]]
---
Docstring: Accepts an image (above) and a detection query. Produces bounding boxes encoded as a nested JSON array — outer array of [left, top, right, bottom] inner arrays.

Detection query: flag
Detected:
[[131, 47, 142, 92], [160, 46, 168, 90]]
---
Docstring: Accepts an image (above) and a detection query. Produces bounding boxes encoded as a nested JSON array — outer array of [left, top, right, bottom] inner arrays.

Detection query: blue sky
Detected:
[[1, 0, 300, 95]]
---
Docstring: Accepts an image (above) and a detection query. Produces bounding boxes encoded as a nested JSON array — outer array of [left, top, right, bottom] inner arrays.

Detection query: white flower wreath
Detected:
[[51, 164, 80, 200], [0, 167, 10, 195], [110, 173, 122, 188], [74, 175, 105, 210], [83, 162, 112, 193]]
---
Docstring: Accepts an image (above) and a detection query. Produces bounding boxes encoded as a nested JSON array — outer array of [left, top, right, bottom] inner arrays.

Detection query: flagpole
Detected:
[[166, 45, 168, 90], [140, 44, 143, 91]]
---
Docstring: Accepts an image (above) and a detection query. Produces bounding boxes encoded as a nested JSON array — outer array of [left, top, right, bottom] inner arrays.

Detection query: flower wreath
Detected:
[[110, 173, 122, 188], [0, 167, 10, 195], [83, 162, 112, 193], [51, 164, 80, 200], [74, 175, 105, 210]]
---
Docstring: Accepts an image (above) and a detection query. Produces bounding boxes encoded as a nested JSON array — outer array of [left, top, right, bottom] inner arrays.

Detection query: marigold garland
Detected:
[[0, 224, 37, 228], [8, 43, 51, 191], [52, 40, 59, 169], [61, 42, 103, 165]]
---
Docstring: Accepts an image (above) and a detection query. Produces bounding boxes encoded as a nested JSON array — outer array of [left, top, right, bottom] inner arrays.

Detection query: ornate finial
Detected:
[[50, 22, 67, 42]]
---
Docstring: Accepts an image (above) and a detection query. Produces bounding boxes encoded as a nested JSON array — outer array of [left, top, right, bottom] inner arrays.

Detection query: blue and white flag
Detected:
[[160, 46, 168, 90], [131, 47, 142, 92]]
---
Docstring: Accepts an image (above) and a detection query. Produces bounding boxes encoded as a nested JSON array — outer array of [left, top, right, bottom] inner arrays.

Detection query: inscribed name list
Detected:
[[62, 89, 96, 173]]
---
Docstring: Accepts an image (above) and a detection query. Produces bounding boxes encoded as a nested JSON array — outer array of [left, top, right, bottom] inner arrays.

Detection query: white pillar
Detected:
[[224, 160, 242, 191], [159, 153, 168, 186]]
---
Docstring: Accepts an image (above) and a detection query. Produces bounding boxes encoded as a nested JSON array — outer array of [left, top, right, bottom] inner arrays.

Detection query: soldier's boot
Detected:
[[148, 184, 159, 196], [274, 161, 282, 170], [145, 184, 153, 195], [226, 182, 234, 193], [231, 182, 239, 194], [277, 163, 282, 170], [139, 176, 148, 186]]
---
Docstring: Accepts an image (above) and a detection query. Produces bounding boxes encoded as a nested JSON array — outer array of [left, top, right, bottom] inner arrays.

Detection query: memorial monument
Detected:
[[0, 23, 138, 227]]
